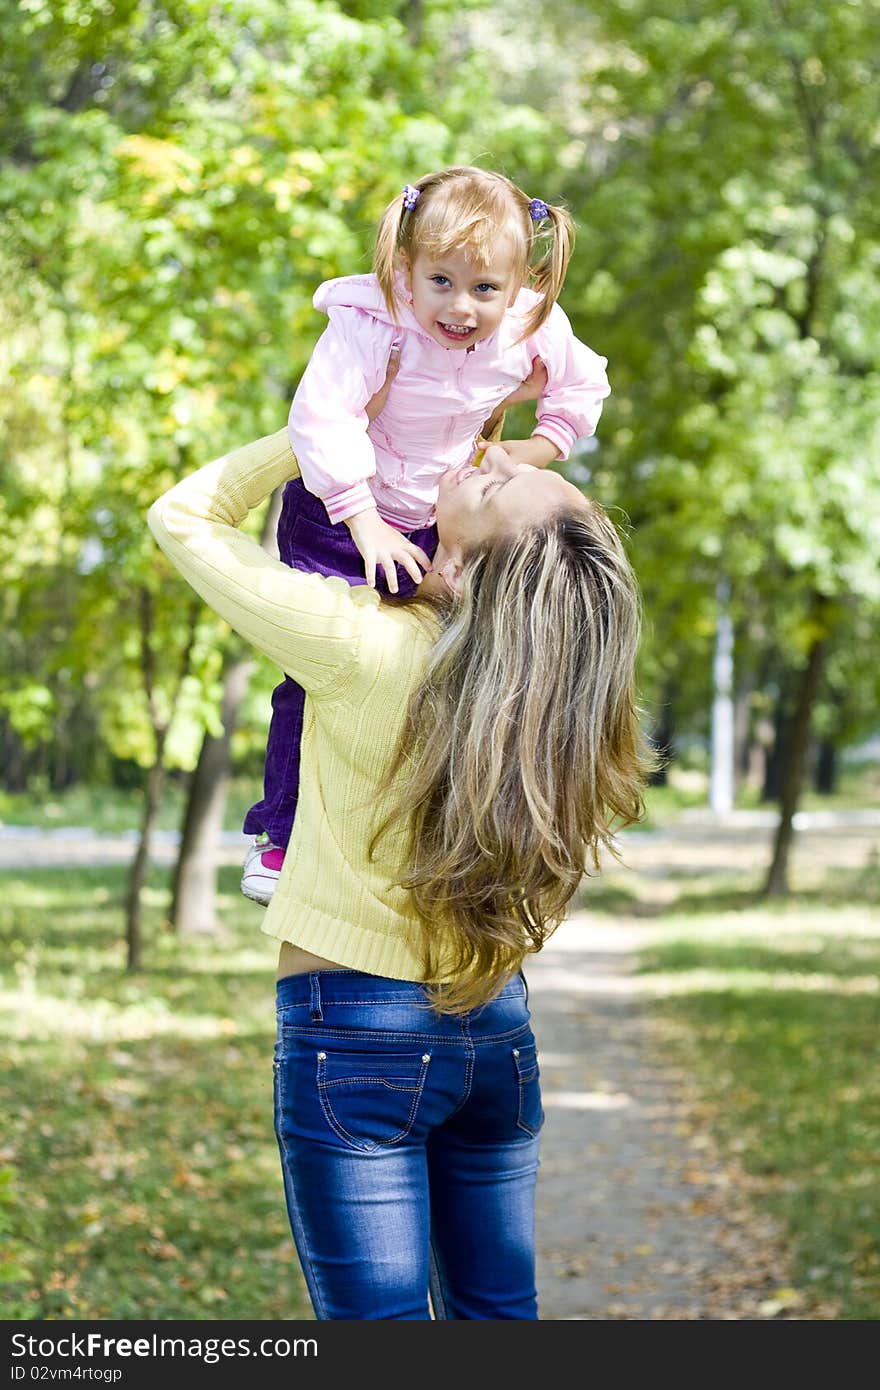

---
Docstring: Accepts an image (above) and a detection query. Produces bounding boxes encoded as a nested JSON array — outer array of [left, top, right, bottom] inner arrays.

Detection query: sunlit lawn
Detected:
[[0, 780, 259, 836], [2, 761, 876, 836], [644, 939, 880, 1320], [0, 866, 310, 1320]]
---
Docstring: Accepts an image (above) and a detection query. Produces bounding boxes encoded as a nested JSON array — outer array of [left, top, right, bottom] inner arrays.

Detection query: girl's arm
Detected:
[[147, 430, 368, 698], [527, 302, 611, 460], [288, 307, 397, 525]]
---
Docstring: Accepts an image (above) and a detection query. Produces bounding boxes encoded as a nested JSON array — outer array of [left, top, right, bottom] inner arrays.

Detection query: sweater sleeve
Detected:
[[288, 307, 397, 524], [528, 303, 611, 460], [147, 429, 370, 697]]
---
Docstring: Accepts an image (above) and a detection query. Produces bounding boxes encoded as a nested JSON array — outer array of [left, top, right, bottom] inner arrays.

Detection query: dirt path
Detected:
[[527, 918, 792, 1319], [526, 815, 879, 1319]]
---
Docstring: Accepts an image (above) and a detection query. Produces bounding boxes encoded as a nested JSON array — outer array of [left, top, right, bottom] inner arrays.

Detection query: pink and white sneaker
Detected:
[[241, 832, 285, 905]]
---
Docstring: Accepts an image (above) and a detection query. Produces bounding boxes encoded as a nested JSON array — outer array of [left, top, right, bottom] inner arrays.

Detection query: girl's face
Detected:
[[403, 236, 521, 350]]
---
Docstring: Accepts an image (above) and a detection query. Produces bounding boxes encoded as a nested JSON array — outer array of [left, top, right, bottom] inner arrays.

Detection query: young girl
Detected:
[[241, 164, 611, 904]]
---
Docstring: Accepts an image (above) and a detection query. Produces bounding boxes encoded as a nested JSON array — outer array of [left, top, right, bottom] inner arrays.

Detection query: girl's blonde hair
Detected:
[[373, 499, 653, 1015], [374, 165, 574, 340]]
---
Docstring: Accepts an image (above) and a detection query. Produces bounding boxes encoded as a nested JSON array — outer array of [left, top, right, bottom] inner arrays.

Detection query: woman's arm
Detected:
[[147, 430, 366, 698]]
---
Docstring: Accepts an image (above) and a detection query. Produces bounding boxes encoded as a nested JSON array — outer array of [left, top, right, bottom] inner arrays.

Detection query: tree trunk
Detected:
[[709, 579, 735, 813], [125, 744, 166, 971], [648, 690, 674, 786], [405, 0, 423, 46], [124, 588, 199, 969], [761, 680, 793, 804], [733, 618, 758, 793], [169, 650, 254, 934], [763, 616, 828, 898], [1, 721, 26, 792], [814, 737, 836, 795]]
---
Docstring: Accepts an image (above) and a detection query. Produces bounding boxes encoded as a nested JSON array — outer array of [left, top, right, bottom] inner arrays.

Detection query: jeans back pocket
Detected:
[[316, 1047, 432, 1153], [512, 1041, 544, 1136]]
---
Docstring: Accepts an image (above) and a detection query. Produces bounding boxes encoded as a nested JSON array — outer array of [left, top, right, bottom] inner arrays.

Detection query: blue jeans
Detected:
[[273, 969, 544, 1320]]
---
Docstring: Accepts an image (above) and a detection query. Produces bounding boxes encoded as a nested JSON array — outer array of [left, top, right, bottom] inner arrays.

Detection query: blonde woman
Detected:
[[148, 416, 648, 1320]]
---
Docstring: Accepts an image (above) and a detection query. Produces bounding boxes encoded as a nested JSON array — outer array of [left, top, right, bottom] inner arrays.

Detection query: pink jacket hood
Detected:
[[313, 272, 489, 344], [313, 274, 400, 324]]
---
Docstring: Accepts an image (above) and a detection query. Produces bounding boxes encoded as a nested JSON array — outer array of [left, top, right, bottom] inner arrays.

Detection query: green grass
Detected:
[[0, 865, 311, 1320], [739, 760, 880, 815], [2, 761, 876, 836], [635, 908, 880, 1320], [0, 780, 259, 835]]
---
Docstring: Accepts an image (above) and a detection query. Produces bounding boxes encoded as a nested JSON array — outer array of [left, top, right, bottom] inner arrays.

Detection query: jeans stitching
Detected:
[[428, 1239, 449, 1321], [316, 1053, 432, 1152], [513, 1048, 544, 1137], [276, 987, 523, 1007], [274, 1043, 328, 1319], [445, 1027, 475, 1121], [322, 1078, 423, 1091], [279, 1022, 532, 1047]]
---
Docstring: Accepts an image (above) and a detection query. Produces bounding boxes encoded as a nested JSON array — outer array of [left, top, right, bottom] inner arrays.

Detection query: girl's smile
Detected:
[[405, 239, 520, 351], [437, 322, 477, 344]]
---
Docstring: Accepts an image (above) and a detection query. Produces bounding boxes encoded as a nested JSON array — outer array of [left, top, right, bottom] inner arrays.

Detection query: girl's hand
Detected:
[[344, 505, 431, 592], [474, 435, 560, 469]]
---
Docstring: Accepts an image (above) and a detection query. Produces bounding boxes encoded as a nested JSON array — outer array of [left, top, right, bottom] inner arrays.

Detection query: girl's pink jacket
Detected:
[[287, 273, 610, 530]]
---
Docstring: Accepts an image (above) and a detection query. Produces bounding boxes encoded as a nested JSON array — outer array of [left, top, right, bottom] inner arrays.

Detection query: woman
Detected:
[[148, 415, 648, 1320]]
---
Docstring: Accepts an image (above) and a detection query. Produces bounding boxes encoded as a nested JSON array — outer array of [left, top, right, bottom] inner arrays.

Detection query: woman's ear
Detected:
[[437, 557, 464, 598]]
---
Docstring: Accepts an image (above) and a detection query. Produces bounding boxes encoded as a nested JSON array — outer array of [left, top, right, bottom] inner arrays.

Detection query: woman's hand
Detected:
[[480, 354, 548, 444], [500, 354, 548, 409], [364, 348, 400, 422]]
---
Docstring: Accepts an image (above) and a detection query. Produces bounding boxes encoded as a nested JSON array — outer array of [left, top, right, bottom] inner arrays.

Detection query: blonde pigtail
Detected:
[[524, 203, 575, 337], [373, 193, 410, 321]]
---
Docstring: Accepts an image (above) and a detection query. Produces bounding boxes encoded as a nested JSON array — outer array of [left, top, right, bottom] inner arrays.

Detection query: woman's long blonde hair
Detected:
[[374, 165, 574, 341], [373, 499, 652, 1014]]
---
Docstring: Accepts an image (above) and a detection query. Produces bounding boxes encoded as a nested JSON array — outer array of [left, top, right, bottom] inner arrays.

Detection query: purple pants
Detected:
[[243, 477, 439, 849]]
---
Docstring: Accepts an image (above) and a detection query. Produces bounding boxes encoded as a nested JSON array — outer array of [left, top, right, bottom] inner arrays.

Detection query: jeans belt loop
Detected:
[[309, 972, 324, 1022]]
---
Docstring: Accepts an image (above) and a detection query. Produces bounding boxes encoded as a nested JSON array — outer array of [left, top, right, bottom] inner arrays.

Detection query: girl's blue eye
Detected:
[[431, 275, 450, 286], [476, 284, 496, 294]]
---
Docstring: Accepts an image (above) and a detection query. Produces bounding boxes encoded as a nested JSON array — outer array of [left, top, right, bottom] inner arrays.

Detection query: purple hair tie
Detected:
[[529, 198, 549, 221], [402, 184, 420, 211]]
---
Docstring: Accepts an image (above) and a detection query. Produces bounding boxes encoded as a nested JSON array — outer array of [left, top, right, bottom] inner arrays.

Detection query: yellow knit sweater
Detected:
[[148, 428, 448, 980]]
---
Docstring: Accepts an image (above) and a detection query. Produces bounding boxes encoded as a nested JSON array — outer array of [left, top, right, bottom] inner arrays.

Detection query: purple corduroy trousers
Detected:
[[243, 478, 439, 849]]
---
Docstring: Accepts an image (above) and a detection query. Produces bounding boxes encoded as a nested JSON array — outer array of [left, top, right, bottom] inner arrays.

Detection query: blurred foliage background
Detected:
[[1, 0, 879, 1320], [2, 0, 879, 897]]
